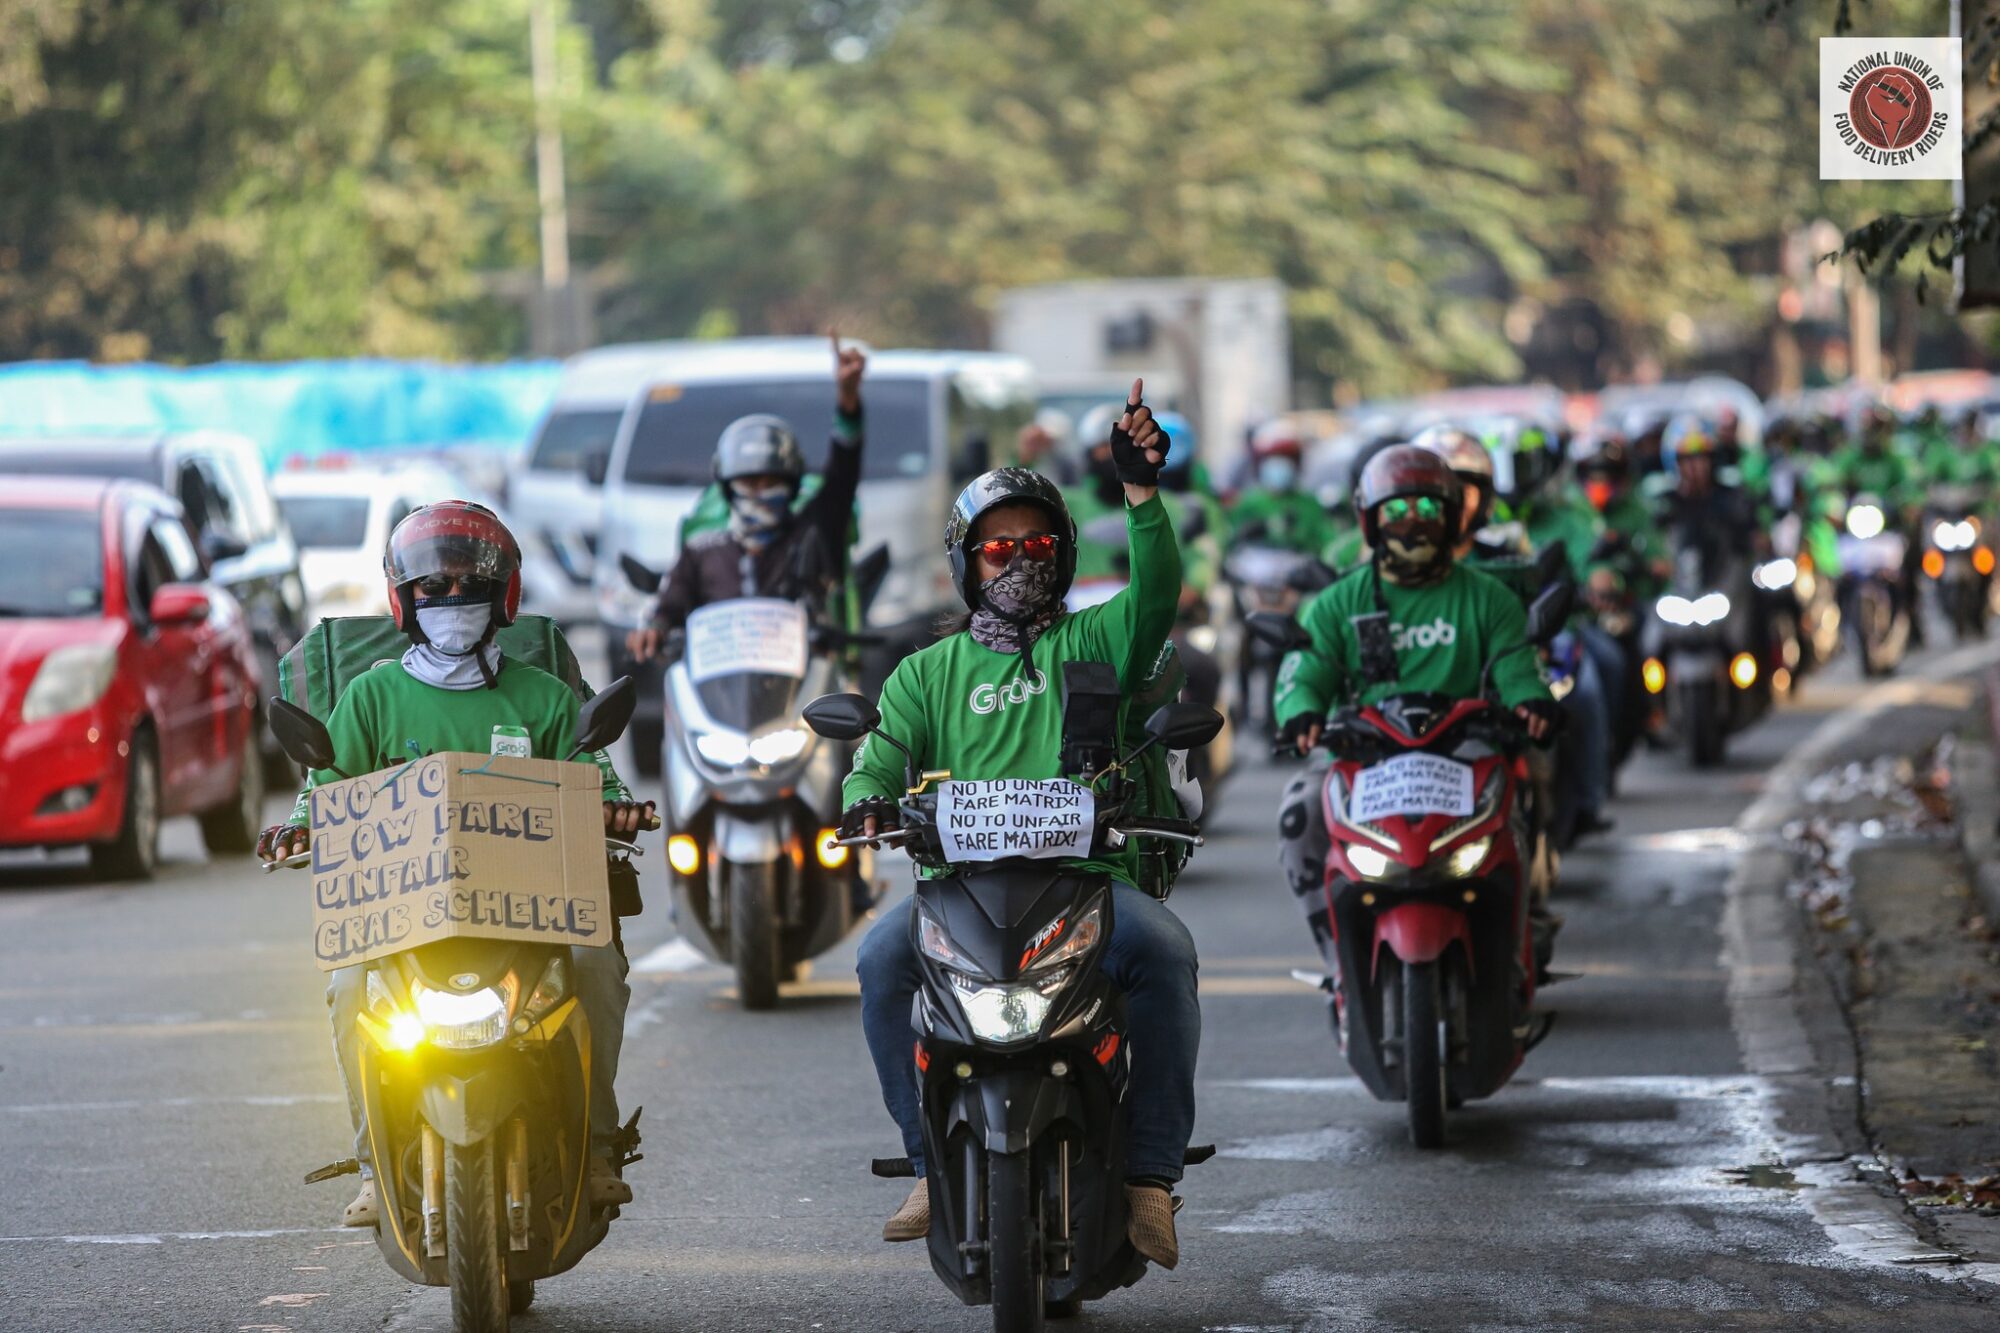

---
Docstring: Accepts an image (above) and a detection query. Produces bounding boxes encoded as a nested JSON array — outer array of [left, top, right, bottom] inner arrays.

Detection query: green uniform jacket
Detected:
[[1272, 562, 1552, 723], [285, 659, 632, 828], [1830, 447, 1916, 507], [1511, 490, 1605, 582], [1227, 487, 1340, 560], [843, 495, 1182, 886]]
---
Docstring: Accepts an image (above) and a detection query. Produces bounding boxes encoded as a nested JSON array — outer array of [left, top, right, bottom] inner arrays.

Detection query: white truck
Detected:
[[992, 277, 1290, 476]]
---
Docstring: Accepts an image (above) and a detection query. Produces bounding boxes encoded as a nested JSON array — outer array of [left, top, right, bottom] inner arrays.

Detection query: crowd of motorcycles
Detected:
[[269, 395, 2000, 1333]]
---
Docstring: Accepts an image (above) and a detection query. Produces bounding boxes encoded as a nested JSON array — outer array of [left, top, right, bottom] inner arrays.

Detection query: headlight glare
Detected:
[[21, 644, 118, 722], [1751, 558, 1796, 591], [694, 731, 752, 767], [748, 727, 810, 765], [1846, 504, 1885, 539], [1445, 836, 1492, 878], [1346, 843, 1392, 879], [413, 983, 510, 1049], [949, 974, 1052, 1044]]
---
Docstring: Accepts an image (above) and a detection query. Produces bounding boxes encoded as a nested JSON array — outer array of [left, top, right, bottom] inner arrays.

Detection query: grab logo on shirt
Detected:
[[969, 670, 1049, 715], [1392, 618, 1457, 652]]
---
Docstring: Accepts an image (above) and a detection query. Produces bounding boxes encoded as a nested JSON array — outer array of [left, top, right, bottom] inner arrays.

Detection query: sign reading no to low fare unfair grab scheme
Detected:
[[1821, 37, 1961, 180], [306, 752, 612, 970]]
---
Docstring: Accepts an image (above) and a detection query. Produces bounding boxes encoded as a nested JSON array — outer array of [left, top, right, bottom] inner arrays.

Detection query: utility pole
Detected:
[[529, 0, 579, 353]]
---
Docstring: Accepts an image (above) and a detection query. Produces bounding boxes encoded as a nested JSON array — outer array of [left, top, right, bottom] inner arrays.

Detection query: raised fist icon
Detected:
[[1862, 72, 1920, 148]]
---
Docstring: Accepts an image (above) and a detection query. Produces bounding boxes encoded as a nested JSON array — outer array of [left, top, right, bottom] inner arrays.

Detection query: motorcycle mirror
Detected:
[[619, 553, 663, 594], [571, 677, 637, 757], [803, 692, 882, 741], [1146, 702, 1225, 751], [1525, 583, 1574, 646], [268, 698, 340, 773], [1245, 611, 1313, 652]]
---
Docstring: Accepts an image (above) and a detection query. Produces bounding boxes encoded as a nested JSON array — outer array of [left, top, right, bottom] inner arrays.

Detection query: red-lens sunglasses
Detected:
[[976, 534, 1061, 563]]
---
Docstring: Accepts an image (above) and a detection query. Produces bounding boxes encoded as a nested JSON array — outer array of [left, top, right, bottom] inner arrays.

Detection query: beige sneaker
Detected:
[[883, 1180, 929, 1241], [589, 1155, 633, 1207], [1125, 1183, 1179, 1269], [342, 1179, 379, 1228]]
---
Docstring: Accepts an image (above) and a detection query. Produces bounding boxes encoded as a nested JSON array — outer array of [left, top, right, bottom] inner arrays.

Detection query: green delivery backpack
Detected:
[[275, 614, 591, 720]]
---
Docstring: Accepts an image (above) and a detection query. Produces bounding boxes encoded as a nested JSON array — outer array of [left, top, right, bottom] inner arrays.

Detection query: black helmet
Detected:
[[1355, 444, 1462, 548], [714, 414, 806, 491], [944, 467, 1078, 609]]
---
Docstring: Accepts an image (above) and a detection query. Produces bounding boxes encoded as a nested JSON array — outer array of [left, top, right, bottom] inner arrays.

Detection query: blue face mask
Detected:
[[1257, 456, 1299, 491]]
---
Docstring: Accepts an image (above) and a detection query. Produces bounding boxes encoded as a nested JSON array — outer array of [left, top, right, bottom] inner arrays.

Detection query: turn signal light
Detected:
[[667, 834, 701, 877], [386, 1012, 426, 1052], [1978, 548, 1997, 576], [1642, 657, 1667, 695], [1923, 550, 1946, 579], [816, 827, 849, 870], [1730, 652, 1758, 689]]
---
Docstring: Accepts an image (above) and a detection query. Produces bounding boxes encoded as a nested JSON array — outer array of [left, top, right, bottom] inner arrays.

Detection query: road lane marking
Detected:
[[0, 1228, 346, 1245], [631, 937, 709, 974], [0, 1094, 340, 1114]]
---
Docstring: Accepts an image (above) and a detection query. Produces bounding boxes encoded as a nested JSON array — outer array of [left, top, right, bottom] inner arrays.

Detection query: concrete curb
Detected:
[[1725, 638, 2000, 1286], [1954, 666, 2000, 926]]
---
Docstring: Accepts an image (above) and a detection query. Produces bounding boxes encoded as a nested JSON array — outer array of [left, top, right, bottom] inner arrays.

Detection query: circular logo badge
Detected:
[[1848, 66, 1933, 150]]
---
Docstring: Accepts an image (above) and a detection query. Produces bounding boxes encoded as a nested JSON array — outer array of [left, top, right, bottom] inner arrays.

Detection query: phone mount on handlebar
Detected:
[[1060, 661, 1122, 777]]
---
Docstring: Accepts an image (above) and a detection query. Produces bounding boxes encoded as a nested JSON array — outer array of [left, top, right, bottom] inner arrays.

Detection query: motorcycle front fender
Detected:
[[417, 1063, 529, 1148], [714, 810, 784, 864], [1374, 901, 1470, 968], [951, 1068, 1079, 1157]]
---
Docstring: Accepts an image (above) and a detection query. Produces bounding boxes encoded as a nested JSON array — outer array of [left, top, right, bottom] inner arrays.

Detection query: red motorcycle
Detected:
[[1252, 587, 1564, 1147]]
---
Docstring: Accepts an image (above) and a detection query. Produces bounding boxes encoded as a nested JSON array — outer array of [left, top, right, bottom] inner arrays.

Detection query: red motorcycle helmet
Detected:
[[383, 500, 524, 633], [1354, 444, 1462, 549]]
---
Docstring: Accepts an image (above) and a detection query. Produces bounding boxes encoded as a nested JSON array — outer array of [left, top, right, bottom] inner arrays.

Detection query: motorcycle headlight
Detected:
[[747, 727, 811, 765], [1692, 591, 1731, 624], [917, 904, 981, 974], [1934, 519, 1979, 552], [1021, 902, 1104, 976], [949, 974, 1054, 1045], [1846, 504, 1885, 540], [694, 730, 752, 767], [1656, 595, 1697, 627], [1752, 558, 1796, 591], [21, 644, 118, 723], [412, 982, 511, 1050], [1346, 844, 1393, 880], [1444, 836, 1491, 878]]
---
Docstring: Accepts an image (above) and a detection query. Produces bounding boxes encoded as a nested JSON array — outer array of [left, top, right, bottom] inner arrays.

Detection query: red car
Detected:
[[0, 477, 264, 878]]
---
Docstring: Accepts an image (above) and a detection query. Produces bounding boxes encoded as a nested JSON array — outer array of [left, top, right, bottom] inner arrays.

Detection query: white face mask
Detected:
[[1257, 456, 1299, 491], [415, 602, 493, 655]]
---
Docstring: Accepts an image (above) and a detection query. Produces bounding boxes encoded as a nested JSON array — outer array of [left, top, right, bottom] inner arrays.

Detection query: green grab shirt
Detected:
[[285, 658, 632, 828], [1227, 486, 1340, 558], [842, 495, 1182, 886], [1272, 562, 1552, 723]]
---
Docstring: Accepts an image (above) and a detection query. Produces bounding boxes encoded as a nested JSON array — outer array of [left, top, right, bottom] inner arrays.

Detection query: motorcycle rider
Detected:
[[626, 336, 867, 657], [1274, 446, 1561, 971], [258, 501, 656, 1225], [846, 384, 1203, 1270], [1228, 423, 1340, 560]]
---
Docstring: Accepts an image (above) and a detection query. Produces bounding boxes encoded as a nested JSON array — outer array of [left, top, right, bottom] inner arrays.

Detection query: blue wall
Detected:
[[0, 359, 563, 466]]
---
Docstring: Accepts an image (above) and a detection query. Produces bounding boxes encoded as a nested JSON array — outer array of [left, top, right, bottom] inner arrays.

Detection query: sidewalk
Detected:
[[1780, 672, 2000, 1265]]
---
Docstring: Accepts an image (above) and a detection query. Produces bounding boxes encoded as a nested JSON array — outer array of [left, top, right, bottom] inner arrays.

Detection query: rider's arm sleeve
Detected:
[[284, 676, 382, 827], [802, 407, 865, 569], [841, 655, 929, 807], [1485, 587, 1553, 709], [1100, 494, 1182, 689], [1271, 589, 1345, 727], [654, 550, 701, 631]]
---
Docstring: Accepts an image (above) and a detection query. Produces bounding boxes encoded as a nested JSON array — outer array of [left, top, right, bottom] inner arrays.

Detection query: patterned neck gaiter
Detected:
[[968, 553, 1064, 655], [728, 487, 792, 553]]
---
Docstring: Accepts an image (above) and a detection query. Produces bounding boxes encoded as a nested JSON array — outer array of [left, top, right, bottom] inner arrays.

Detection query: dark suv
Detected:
[[0, 432, 309, 776]]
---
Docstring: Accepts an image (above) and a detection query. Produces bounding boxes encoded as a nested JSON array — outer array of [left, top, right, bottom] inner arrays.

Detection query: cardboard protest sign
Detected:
[[685, 598, 808, 684], [937, 779, 1095, 862], [307, 752, 611, 971], [1349, 753, 1475, 824]]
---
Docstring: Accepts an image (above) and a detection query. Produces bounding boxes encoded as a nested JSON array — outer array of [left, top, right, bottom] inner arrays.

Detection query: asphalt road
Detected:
[[3, 649, 1999, 1331]]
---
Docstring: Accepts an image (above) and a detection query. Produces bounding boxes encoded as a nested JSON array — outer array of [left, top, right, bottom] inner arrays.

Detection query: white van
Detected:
[[590, 340, 1037, 766]]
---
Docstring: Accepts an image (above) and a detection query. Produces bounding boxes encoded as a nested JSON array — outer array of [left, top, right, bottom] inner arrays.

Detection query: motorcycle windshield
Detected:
[[696, 671, 806, 733]]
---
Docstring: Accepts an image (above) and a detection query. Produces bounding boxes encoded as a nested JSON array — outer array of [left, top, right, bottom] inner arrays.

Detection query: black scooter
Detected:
[[803, 689, 1221, 1333], [267, 681, 648, 1333]]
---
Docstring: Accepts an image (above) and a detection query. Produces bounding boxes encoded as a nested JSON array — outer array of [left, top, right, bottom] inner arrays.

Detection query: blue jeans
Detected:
[[856, 885, 1201, 1182], [329, 941, 630, 1175]]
